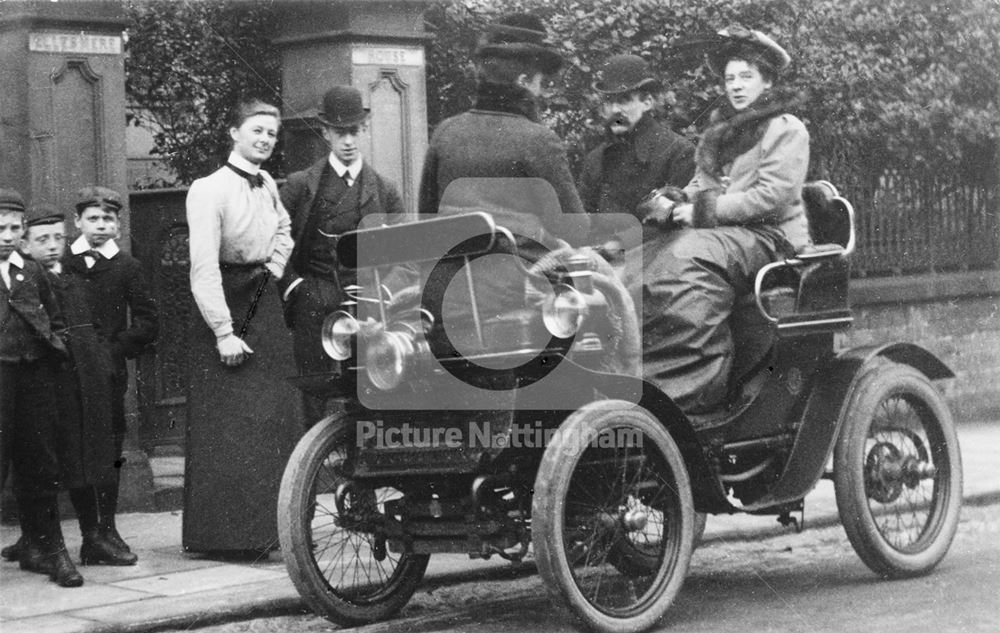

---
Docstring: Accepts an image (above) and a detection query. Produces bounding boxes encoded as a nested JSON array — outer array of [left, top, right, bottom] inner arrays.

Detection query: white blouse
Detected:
[[186, 153, 293, 337]]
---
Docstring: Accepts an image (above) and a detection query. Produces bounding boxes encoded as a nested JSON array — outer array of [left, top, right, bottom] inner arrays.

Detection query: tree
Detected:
[[124, 0, 283, 185]]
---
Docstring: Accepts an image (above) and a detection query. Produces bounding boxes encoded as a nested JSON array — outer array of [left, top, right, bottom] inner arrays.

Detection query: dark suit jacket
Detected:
[[62, 249, 158, 370], [418, 82, 590, 246], [0, 256, 66, 360], [278, 157, 404, 295], [579, 113, 695, 245]]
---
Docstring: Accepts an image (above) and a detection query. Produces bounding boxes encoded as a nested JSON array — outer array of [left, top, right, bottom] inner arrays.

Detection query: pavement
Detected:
[[2, 420, 998, 633]]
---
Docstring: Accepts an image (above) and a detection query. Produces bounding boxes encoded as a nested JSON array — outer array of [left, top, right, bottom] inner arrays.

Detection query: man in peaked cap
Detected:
[[578, 54, 695, 253], [279, 85, 404, 426]]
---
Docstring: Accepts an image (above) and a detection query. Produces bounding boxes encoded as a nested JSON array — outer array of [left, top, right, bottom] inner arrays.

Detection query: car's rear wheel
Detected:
[[834, 360, 962, 578]]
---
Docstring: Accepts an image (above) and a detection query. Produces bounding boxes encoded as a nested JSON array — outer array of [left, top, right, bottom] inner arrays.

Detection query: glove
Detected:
[[217, 334, 254, 367], [638, 186, 688, 229]]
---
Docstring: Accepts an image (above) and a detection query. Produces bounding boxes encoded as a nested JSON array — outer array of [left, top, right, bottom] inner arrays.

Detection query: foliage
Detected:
[[425, 0, 1000, 184], [124, 0, 1000, 191], [124, 0, 283, 185]]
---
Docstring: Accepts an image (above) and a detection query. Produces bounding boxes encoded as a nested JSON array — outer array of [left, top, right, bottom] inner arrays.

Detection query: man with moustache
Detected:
[[579, 54, 695, 253]]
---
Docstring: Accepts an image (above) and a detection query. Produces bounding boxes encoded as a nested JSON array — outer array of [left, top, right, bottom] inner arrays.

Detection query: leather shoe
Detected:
[[18, 539, 55, 576], [1, 536, 24, 562], [48, 548, 84, 587], [81, 530, 138, 566], [101, 526, 133, 553]]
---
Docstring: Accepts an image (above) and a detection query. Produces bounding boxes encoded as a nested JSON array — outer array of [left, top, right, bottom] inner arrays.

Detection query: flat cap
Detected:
[[0, 188, 27, 213], [25, 203, 65, 227], [75, 185, 123, 213]]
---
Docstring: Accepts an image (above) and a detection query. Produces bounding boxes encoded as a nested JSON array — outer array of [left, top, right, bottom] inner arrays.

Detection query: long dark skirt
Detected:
[[182, 266, 302, 553]]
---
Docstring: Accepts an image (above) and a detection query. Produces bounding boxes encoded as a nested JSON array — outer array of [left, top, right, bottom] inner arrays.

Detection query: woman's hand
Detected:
[[217, 333, 254, 367]]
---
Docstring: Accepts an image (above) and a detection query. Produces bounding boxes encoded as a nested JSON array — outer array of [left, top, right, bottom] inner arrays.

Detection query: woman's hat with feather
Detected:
[[705, 25, 790, 77]]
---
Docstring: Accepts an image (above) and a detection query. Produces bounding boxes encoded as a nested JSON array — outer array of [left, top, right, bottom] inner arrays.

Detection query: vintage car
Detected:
[[277, 178, 961, 633]]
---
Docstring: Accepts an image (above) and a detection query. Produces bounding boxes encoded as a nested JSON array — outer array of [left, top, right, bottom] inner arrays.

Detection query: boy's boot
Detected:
[[16, 500, 54, 576], [75, 486, 136, 565], [34, 497, 84, 587], [1, 536, 24, 561], [96, 482, 136, 556]]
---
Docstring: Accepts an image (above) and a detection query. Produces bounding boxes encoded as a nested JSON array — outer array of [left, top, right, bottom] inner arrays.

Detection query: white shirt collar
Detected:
[[228, 151, 261, 175], [70, 235, 120, 259], [328, 153, 363, 181], [50, 261, 62, 275], [6, 251, 25, 268]]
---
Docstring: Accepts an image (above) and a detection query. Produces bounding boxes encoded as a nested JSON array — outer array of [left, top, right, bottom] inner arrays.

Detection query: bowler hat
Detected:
[[75, 186, 123, 214], [475, 13, 563, 75], [592, 55, 662, 95], [25, 203, 65, 227], [317, 86, 369, 128], [0, 188, 26, 214], [706, 25, 790, 77]]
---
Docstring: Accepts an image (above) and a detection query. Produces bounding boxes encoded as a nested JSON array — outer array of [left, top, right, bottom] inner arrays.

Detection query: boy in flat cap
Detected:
[[0, 189, 82, 587], [279, 85, 404, 426], [579, 54, 695, 254], [63, 186, 158, 556]]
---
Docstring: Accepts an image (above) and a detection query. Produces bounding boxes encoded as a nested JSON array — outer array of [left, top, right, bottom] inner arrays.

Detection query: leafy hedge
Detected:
[[125, 0, 1000, 189], [425, 0, 1000, 186]]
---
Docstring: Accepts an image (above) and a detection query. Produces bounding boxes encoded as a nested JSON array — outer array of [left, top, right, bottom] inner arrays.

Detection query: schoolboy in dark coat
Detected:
[[17, 205, 135, 566], [62, 186, 158, 554], [0, 188, 83, 587]]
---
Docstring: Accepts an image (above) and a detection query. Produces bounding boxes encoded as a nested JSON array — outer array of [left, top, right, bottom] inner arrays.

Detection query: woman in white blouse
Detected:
[[182, 97, 301, 556]]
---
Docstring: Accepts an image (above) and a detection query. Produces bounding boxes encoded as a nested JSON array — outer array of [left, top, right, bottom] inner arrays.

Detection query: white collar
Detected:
[[4, 251, 25, 268], [71, 235, 120, 259], [328, 153, 363, 180], [228, 151, 261, 175]]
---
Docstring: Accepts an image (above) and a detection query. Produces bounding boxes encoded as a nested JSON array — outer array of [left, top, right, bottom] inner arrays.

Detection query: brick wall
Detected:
[[842, 271, 1000, 422]]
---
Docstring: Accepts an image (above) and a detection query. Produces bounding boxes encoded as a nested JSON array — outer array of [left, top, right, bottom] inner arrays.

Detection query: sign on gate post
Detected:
[[0, 0, 154, 514], [273, 0, 431, 215]]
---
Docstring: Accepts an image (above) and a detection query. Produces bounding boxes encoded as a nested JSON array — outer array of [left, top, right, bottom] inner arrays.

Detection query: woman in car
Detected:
[[628, 26, 810, 419]]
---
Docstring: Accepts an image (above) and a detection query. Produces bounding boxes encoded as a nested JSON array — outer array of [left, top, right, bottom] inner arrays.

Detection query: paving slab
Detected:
[[0, 420, 997, 633]]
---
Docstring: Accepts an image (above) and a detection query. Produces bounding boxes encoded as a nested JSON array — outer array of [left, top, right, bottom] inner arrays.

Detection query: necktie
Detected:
[[342, 171, 353, 188], [226, 163, 264, 188]]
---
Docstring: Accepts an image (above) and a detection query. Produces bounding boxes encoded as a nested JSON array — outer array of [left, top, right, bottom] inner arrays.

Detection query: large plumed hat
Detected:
[[0, 188, 26, 214], [474, 13, 563, 75], [706, 25, 790, 77], [317, 85, 370, 128], [75, 186, 123, 214], [592, 54, 661, 95]]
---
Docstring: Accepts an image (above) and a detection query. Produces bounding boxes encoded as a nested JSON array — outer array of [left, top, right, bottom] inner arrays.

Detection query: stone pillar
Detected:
[[0, 0, 154, 517], [274, 0, 430, 213]]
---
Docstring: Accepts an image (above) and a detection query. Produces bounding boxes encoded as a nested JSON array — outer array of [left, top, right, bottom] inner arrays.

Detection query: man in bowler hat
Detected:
[[279, 85, 404, 426], [578, 54, 695, 252]]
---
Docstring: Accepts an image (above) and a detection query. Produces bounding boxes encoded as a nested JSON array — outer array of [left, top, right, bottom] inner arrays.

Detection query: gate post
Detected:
[[0, 0, 154, 515], [274, 0, 430, 213]]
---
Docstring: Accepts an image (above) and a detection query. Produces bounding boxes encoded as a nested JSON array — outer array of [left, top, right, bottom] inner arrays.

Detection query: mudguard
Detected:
[[589, 368, 730, 513], [741, 342, 953, 512]]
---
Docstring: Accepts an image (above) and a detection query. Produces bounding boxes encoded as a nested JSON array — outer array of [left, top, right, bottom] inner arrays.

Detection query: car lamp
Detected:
[[321, 311, 360, 361], [542, 283, 588, 339]]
